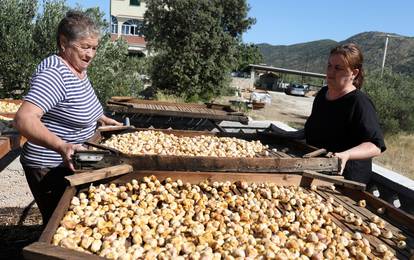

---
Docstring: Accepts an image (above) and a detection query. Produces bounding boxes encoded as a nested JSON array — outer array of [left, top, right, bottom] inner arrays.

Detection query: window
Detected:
[[130, 0, 140, 6], [121, 19, 144, 36], [111, 16, 118, 34]]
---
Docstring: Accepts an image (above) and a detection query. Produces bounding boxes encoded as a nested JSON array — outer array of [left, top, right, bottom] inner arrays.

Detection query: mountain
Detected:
[[257, 32, 414, 75]]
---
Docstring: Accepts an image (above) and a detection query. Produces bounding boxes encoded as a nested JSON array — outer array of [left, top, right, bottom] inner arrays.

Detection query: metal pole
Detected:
[[381, 36, 389, 77], [250, 68, 255, 89]]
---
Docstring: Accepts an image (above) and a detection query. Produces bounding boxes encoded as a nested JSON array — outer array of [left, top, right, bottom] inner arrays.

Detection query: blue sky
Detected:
[[67, 0, 414, 46]]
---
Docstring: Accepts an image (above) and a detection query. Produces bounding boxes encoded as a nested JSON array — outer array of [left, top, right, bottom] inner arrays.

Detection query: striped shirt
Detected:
[[21, 55, 103, 168]]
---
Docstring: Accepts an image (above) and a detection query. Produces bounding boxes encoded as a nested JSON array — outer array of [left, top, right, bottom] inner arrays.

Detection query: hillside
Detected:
[[257, 32, 414, 75]]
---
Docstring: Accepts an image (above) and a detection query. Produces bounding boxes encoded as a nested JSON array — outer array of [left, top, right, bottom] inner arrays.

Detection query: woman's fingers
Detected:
[[59, 143, 84, 171], [333, 152, 350, 175]]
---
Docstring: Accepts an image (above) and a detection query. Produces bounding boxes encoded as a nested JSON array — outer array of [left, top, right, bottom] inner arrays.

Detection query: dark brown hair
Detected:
[[330, 43, 364, 89], [56, 10, 99, 51]]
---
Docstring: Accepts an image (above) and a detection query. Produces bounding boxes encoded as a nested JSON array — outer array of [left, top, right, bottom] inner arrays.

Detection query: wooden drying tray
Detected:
[[0, 99, 27, 149], [106, 97, 249, 124], [0, 99, 22, 119], [78, 127, 340, 173], [23, 168, 414, 259], [0, 136, 11, 160]]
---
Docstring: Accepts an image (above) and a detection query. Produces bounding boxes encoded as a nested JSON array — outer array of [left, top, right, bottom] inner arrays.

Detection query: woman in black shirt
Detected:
[[273, 43, 386, 183]]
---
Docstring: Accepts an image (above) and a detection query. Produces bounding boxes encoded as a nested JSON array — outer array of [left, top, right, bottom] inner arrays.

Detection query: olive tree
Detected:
[[144, 0, 255, 101], [0, 0, 38, 98], [0, 0, 146, 102]]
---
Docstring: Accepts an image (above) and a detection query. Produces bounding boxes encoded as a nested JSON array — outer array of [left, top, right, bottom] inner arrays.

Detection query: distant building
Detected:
[[110, 0, 147, 55]]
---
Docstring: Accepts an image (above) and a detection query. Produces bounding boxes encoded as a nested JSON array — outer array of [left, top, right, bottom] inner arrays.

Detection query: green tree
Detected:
[[88, 36, 146, 104], [144, 0, 255, 101], [0, 0, 146, 102], [234, 43, 263, 72], [33, 0, 68, 59], [0, 0, 38, 98], [364, 70, 414, 134], [32, 1, 107, 59]]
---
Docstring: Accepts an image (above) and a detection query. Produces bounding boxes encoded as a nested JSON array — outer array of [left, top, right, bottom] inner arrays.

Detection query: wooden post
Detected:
[[65, 164, 133, 186]]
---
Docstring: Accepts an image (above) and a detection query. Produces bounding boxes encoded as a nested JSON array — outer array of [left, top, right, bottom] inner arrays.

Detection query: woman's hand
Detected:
[[98, 115, 123, 126], [332, 151, 350, 175], [57, 142, 86, 171], [332, 142, 381, 175]]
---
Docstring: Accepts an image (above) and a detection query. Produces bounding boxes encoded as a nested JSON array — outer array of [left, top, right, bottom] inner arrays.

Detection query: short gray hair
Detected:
[[57, 10, 100, 50]]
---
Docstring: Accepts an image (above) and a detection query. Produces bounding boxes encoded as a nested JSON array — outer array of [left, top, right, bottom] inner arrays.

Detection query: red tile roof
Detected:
[[111, 34, 146, 46]]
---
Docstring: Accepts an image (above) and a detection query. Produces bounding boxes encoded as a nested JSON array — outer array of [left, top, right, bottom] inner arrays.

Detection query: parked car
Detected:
[[285, 84, 310, 97]]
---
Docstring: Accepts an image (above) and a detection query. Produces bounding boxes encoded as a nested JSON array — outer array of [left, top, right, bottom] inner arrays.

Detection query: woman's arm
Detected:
[[334, 142, 382, 174], [14, 101, 82, 171], [98, 115, 123, 126]]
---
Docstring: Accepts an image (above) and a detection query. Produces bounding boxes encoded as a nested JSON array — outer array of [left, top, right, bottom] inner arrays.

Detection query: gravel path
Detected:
[[0, 150, 42, 260], [249, 91, 314, 127], [0, 153, 34, 209]]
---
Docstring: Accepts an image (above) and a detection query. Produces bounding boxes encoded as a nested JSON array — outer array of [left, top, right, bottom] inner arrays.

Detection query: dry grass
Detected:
[[154, 92, 187, 103], [374, 133, 414, 180]]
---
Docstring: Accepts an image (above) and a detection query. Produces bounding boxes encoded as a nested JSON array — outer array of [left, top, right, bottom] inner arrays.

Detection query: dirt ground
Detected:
[[248, 91, 313, 128], [0, 150, 42, 259]]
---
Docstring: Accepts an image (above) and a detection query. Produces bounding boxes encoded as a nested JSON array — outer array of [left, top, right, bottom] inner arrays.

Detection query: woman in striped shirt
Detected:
[[14, 11, 122, 223]]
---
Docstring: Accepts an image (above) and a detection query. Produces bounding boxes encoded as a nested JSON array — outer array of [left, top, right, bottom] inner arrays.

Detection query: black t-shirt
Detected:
[[305, 86, 386, 183]]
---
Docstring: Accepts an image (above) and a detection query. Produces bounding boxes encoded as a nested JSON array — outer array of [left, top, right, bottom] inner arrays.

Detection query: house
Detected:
[[110, 0, 147, 55]]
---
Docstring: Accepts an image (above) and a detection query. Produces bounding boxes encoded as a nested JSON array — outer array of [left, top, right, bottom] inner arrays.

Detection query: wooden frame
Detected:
[[106, 98, 249, 124], [23, 169, 414, 259], [0, 99, 26, 152], [80, 127, 340, 173], [0, 99, 22, 119], [0, 136, 11, 160]]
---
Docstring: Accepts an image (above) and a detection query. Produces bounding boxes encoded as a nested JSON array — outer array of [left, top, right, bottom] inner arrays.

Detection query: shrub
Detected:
[[364, 70, 414, 134]]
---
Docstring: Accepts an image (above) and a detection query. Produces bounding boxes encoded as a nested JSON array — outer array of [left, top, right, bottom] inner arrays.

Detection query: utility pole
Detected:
[[380, 36, 389, 77], [378, 34, 405, 77]]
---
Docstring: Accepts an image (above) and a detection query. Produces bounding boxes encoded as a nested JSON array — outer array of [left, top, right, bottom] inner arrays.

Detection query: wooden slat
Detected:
[[324, 210, 380, 259], [122, 99, 209, 109], [65, 164, 133, 186], [106, 104, 249, 124], [315, 188, 408, 259], [0, 136, 11, 159], [318, 186, 414, 255], [39, 187, 76, 243], [333, 188, 414, 239], [97, 125, 134, 131], [302, 148, 327, 158], [302, 170, 366, 191], [340, 186, 414, 235], [23, 242, 104, 260], [83, 141, 121, 154], [85, 154, 339, 173]]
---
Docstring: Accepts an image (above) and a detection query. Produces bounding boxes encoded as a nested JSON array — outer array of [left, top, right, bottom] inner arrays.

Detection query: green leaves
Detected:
[[88, 36, 146, 104], [0, 0, 38, 98], [0, 0, 145, 103], [364, 70, 414, 134], [144, 0, 255, 102]]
